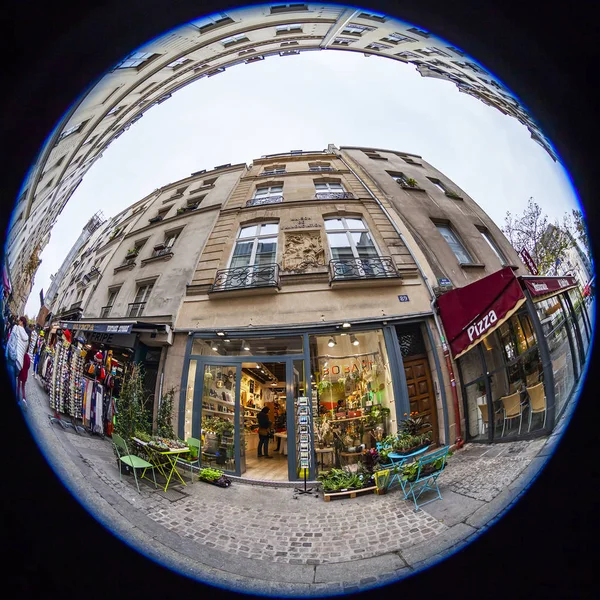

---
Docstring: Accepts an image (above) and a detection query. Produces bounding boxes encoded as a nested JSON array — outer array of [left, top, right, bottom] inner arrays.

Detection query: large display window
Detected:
[[309, 329, 396, 474]]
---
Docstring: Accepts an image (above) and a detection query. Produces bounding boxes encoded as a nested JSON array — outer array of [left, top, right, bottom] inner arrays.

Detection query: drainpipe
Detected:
[[334, 150, 465, 448]]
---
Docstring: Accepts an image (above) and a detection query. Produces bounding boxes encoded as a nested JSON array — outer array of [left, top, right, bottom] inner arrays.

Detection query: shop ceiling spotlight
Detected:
[[342, 322, 351, 328], [328, 337, 336, 347], [242, 340, 250, 351], [216, 331, 226, 336], [350, 334, 360, 346], [211, 341, 219, 351]]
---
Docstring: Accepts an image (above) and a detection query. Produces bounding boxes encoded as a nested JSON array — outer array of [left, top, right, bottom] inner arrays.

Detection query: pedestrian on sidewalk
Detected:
[[5, 316, 30, 404], [17, 351, 31, 407], [257, 406, 273, 458]]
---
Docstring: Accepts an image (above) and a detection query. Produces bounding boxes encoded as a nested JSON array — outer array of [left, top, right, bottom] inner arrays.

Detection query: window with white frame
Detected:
[[58, 121, 87, 141], [479, 228, 508, 266], [275, 24, 303, 34], [315, 181, 346, 198], [309, 162, 333, 172], [380, 32, 416, 44], [129, 281, 155, 317], [116, 51, 159, 70], [262, 165, 286, 175], [249, 185, 284, 206], [435, 223, 474, 264], [192, 12, 233, 33], [365, 42, 392, 51], [325, 217, 383, 278], [332, 38, 355, 46], [221, 34, 249, 47], [101, 287, 121, 317], [417, 47, 450, 57], [229, 223, 279, 274], [342, 23, 374, 35], [407, 27, 430, 38]]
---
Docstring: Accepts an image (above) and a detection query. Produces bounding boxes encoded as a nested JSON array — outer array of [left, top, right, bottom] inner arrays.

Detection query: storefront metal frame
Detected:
[[177, 318, 444, 481]]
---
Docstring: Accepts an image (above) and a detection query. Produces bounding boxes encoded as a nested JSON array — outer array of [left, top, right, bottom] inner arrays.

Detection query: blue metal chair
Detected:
[[386, 445, 430, 492], [403, 446, 450, 511]]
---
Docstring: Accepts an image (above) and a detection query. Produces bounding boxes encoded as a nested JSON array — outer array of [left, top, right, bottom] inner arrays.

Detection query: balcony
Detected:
[[329, 257, 400, 285], [100, 305, 113, 318], [210, 263, 280, 294], [69, 301, 83, 310], [315, 192, 356, 200], [246, 195, 284, 207], [309, 166, 335, 172], [150, 246, 173, 259], [261, 169, 287, 176], [148, 215, 164, 224], [128, 302, 146, 318], [114, 258, 136, 273]]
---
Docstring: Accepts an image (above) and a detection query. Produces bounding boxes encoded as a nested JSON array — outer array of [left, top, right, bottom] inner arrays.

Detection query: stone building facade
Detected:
[[6, 2, 555, 315]]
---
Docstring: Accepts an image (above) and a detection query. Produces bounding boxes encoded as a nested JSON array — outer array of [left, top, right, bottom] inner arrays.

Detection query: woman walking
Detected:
[[5, 316, 30, 406]]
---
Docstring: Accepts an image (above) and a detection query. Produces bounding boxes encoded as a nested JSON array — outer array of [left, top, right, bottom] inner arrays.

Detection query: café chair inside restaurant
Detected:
[[112, 433, 157, 494], [477, 403, 502, 434], [500, 392, 527, 437], [526, 371, 540, 388], [525, 383, 547, 431]]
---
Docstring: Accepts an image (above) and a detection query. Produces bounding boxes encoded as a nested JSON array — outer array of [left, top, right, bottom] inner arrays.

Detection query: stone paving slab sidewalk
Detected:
[[19, 374, 561, 596]]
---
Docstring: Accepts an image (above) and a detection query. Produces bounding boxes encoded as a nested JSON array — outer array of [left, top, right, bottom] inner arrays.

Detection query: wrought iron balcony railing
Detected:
[[309, 166, 334, 172], [128, 302, 146, 318], [261, 169, 287, 176], [210, 263, 280, 293], [100, 305, 113, 318], [315, 192, 355, 200], [329, 257, 399, 282], [246, 195, 284, 207], [69, 301, 83, 310]]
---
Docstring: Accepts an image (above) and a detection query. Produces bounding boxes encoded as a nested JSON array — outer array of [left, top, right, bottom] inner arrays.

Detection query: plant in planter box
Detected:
[[373, 467, 391, 493], [399, 412, 432, 437]]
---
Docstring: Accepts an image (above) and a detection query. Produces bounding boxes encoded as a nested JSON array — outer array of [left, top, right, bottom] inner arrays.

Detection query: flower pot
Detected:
[[395, 443, 430, 456]]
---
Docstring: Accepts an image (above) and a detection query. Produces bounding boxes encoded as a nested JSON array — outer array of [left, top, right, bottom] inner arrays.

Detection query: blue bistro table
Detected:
[[385, 446, 431, 494]]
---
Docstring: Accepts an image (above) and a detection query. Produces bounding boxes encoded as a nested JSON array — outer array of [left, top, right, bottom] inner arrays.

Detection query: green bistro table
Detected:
[[132, 439, 190, 492]]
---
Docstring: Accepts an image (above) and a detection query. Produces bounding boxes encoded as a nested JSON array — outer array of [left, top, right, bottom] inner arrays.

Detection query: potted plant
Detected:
[[373, 467, 391, 494], [198, 467, 231, 487], [176, 207, 186, 215], [404, 177, 419, 188]]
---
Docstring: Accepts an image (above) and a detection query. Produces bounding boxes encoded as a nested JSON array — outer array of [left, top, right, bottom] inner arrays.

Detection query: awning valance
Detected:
[[436, 266, 526, 360], [521, 275, 578, 302]]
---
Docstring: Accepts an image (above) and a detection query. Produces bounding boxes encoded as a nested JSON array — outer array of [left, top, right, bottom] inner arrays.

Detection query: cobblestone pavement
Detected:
[[20, 374, 556, 594]]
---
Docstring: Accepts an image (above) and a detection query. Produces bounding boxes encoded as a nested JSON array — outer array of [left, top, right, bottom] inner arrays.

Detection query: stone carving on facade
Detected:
[[282, 232, 326, 272]]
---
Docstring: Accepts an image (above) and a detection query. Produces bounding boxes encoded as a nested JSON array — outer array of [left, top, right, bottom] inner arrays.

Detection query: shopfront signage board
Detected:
[[60, 321, 133, 334], [436, 266, 526, 359], [519, 248, 539, 275], [521, 276, 577, 298]]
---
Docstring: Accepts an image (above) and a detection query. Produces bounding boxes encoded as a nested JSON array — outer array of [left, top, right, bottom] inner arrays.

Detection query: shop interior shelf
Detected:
[[204, 396, 235, 407], [244, 406, 261, 412], [202, 408, 235, 417], [330, 415, 369, 423]]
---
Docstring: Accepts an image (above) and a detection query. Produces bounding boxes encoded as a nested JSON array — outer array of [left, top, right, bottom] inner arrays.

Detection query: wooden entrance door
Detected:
[[403, 355, 439, 445]]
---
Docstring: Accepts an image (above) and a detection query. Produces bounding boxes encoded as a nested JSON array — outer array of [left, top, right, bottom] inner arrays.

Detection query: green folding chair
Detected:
[[112, 433, 157, 493], [177, 437, 202, 483]]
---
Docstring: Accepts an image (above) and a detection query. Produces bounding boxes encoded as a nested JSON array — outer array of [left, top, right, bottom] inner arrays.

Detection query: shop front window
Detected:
[[459, 308, 547, 442], [183, 360, 197, 440], [567, 287, 591, 354], [536, 295, 576, 418], [309, 329, 396, 474]]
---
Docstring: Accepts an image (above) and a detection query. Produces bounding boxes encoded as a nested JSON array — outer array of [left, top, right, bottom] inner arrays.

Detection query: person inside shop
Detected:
[[336, 398, 347, 412], [257, 406, 273, 458]]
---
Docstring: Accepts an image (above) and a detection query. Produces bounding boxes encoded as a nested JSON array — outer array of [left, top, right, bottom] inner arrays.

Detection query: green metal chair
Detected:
[[112, 433, 157, 493], [177, 437, 202, 483]]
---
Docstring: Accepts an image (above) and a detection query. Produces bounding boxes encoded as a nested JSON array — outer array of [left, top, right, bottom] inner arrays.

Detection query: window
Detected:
[[447, 46, 466, 57], [192, 13, 233, 33], [275, 24, 303, 34], [435, 223, 473, 264], [389, 172, 417, 188], [270, 4, 308, 14], [170, 185, 188, 198], [167, 56, 192, 69], [315, 181, 345, 198], [358, 12, 386, 22], [365, 42, 392, 51], [325, 217, 377, 254], [187, 195, 205, 209], [203, 177, 218, 186], [380, 32, 416, 44], [364, 150, 387, 160], [417, 46, 450, 57], [428, 177, 447, 194], [407, 27, 430, 38], [101, 287, 121, 317], [221, 34, 249, 47], [116, 51, 160, 70], [249, 185, 284, 206], [395, 50, 420, 60], [309, 162, 333, 172], [280, 49, 300, 56], [342, 23, 374, 35], [262, 165, 286, 175], [280, 41, 299, 47], [153, 230, 181, 257], [129, 281, 155, 317], [106, 105, 126, 117], [57, 121, 87, 141], [401, 156, 422, 166], [245, 55, 264, 64], [479, 228, 508, 266], [230, 223, 279, 271], [332, 38, 355, 46]]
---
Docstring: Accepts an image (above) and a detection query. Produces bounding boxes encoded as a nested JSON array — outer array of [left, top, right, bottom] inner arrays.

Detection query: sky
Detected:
[[24, 48, 581, 316]]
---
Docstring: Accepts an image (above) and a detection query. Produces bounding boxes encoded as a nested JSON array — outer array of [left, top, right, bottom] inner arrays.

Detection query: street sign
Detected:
[[398, 295, 410, 302], [438, 278, 452, 287], [519, 248, 539, 275]]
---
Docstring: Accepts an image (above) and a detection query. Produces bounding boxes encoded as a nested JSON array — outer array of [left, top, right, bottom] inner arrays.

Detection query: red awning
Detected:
[[436, 267, 526, 359], [521, 275, 578, 301]]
